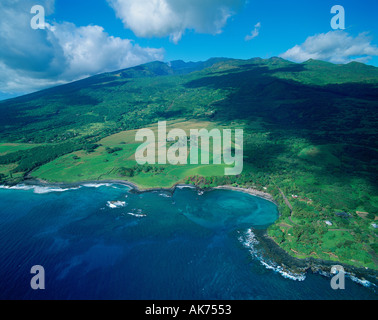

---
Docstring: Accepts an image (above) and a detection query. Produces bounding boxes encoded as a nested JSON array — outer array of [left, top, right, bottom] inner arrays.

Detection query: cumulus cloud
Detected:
[[50, 23, 164, 80], [245, 22, 261, 41], [0, 0, 164, 98], [280, 31, 378, 64], [107, 0, 244, 43]]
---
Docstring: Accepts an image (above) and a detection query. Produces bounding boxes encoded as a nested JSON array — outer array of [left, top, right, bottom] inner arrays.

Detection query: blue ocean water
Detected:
[[0, 183, 376, 300]]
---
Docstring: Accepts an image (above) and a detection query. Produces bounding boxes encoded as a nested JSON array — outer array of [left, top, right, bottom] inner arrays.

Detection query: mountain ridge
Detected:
[[2, 56, 377, 104]]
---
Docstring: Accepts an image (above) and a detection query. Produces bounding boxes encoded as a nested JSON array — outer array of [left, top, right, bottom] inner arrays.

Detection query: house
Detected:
[[325, 221, 333, 226], [372, 223, 377, 229]]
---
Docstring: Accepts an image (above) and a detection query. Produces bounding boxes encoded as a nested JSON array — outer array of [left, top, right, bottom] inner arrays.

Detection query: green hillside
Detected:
[[0, 57, 377, 269]]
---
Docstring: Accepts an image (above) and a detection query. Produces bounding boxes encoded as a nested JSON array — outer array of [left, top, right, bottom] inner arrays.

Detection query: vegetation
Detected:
[[0, 57, 377, 269]]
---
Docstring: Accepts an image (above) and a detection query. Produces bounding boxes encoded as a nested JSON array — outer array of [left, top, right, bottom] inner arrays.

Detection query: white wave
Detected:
[[126, 212, 147, 218], [0, 182, 129, 193], [176, 185, 196, 189], [159, 193, 172, 198], [301, 265, 376, 289], [33, 186, 80, 194], [0, 184, 80, 194], [239, 228, 259, 251], [239, 228, 306, 282], [125, 208, 146, 218], [348, 274, 376, 288], [82, 183, 131, 190], [0, 185, 35, 191], [82, 183, 113, 188], [106, 201, 127, 209], [260, 260, 306, 281]]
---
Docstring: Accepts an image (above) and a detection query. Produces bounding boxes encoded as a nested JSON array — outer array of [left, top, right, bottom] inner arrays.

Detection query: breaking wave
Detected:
[[348, 274, 377, 290], [0, 184, 80, 194], [0, 182, 130, 194], [239, 229, 376, 288], [239, 228, 306, 282], [158, 193, 172, 198], [82, 183, 113, 188], [176, 185, 196, 190], [106, 201, 127, 209], [126, 208, 146, 218], [126, 212, 147, 218]]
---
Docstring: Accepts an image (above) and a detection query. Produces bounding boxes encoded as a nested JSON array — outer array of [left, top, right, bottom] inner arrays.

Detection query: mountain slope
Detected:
[[1, 57, 377, 143]]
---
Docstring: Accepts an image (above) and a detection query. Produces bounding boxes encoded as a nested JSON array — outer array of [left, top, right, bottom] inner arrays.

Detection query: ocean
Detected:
[[0, 183, 376, 300]]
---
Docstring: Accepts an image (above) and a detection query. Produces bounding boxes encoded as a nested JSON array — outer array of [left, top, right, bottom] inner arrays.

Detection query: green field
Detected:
[[0, 143, 40, 156], [31, 120, 234, 188]]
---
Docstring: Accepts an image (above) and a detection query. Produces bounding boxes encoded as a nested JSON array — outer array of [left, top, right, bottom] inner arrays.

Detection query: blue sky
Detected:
[[0, 0, 377, 100]]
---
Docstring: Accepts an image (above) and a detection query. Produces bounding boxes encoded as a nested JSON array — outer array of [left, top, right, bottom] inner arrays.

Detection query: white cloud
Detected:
[[50, 23, 164, 80], [0, 0, 164, 97], [280, 31, 378, 64], [245, 22, 261, 41], [0, 61, 66, 95], [107, 0, 244, 44]]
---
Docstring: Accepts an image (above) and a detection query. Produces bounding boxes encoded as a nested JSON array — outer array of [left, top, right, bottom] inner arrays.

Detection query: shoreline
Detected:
[[21, 178, 277, 203], [253, 229, 378, 286], [20, 178, 277, 204], [212, 185, 277, 205], [4, 177, 378, 285]]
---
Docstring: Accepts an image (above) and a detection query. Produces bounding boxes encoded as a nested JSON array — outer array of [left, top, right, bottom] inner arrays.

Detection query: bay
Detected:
[[0, 184, 376, 300]]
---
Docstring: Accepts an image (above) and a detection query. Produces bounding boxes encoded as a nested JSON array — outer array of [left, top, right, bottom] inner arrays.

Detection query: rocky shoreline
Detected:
[[253, 229, 378, 287], [9, 178, 378, 287]]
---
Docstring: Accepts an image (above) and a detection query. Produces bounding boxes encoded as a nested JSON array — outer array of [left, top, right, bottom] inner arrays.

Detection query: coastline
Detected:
[[212, 185, 277, 205], [253, 229, 378, 286], [20, 178, 276, 203], [5, 177, 378, 286]]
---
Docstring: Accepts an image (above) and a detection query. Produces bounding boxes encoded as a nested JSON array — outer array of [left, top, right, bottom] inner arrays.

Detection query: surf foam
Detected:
[[239, 228, 306, 282]]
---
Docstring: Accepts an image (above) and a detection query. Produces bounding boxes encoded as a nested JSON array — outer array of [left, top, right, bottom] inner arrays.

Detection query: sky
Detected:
[[0, 0, 377, 100]]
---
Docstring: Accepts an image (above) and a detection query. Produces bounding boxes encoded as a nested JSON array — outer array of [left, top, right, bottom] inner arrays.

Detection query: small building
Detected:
[[325, 220, 333, 226], [372, 223, 378, 229]]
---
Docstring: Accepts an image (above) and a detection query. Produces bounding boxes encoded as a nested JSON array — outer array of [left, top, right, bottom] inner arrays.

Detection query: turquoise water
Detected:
[[0, 184, 376, 300]]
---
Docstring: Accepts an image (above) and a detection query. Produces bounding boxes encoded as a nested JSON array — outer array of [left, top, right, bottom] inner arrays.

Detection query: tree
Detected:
[[118, 167, 134, 177], [367, 212, 376, 220], [84, 144, 100, 153]]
